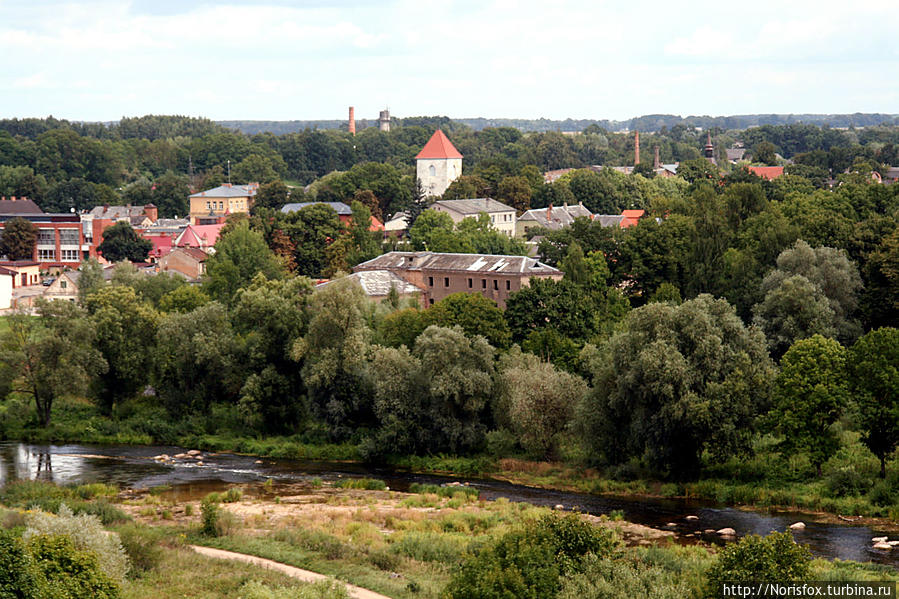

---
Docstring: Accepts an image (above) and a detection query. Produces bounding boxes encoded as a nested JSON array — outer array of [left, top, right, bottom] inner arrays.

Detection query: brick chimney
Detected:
[[634, 130, 640, 165], [546, 203, 552, 222], [144, 203, 158, 223], [654, 146, 660, 169], [348, 106, 356, 135]]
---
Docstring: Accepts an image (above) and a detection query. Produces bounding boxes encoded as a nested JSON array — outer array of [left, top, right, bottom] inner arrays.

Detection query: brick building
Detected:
[[0, 197, 87, 270]]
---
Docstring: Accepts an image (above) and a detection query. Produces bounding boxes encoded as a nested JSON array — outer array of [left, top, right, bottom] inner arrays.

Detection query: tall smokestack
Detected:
[[654, 146, 660, 169], [634, 131, 640, 165], [348, 106, 355, 135]]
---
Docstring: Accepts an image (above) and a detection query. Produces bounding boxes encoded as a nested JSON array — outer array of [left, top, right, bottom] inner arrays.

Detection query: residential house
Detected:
[[84, 203, 160, 260], [158, 247, 209, 281], [516, 203, 593, 238], [0, 261, 41, 287], [432, 198, 517, 237], [175, 223, 224, 250], [42, 270, 81, 302], [188, 183, 258, 225], [882, 167, 899, 184], [353, 251, 562, 309], [316, 270, 421, 303], [384, 211, 410, 237], [0, 267, 14, 309], [416, 130, 463, 197]]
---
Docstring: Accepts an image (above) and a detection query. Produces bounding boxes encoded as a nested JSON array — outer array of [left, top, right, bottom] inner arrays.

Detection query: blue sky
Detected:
[[1, 0, 897, 122]]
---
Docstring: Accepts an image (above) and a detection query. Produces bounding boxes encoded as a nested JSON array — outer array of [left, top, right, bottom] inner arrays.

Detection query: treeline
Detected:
[[6, 115, 899, 221]]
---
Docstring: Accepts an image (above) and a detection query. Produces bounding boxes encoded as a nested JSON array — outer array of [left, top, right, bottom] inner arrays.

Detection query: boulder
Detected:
[[873, 542, 893, 550], [554, 504, 564, 510], [872, 536, 888, 543], [187, 450, 202, 456], [717, 528, 737, 536], [704, 529, 716, 535], [174, 453, 189, 459], [888, 541, 899, 547], [685, 515, 699, 521], [789, 522, 805, 530]]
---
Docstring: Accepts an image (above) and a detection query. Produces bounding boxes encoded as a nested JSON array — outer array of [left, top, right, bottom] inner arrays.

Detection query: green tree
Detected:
[[232, 153, 283, 184], [849, 328, 899, 478], [158, 285, 210, 313], [0, 529, 44, 599], [0, 217, 37, 261], [498, 358, 587, 459], [442, 175, 491, 201], [298, 278, 373, 440], [423, 292, 511, 349], [752, 141, 778, 166], [97, 222, 153, 263], [0, 300, 106, 426], [85, 286, 159, 412], [580, 295, 774, 477], [76, 259, 106, 304], [28, 535, 121, 599], [705, 532, 811, 599], [770, 335, 848, 475], [253, 180, 291, 211], [753, 275, 837, 359], [346, 200, 381, 266], [409, 209, 455, 251], [283, 204, 343, 278], [495, 176, 532, 214], [376, 308, 427, 349], [204, 221, 284, 304]]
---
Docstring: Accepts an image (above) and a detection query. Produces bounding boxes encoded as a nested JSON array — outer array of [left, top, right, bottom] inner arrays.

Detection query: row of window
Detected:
[[427, 276, 513, 291], [204, 200, 247, 211], [37, 249, 80, 261], [36, 229, 80, 245]]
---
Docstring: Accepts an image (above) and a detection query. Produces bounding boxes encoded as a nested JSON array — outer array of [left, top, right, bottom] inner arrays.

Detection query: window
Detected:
[[429, 298, 434, 305], [444, 277, 449, 287], [467, 278, 472, 288], [61, 249, 79, 261], [206, 201, 211, 210], [493, 280, 498, 290], [429, 165, 436, 177], [506, 280, 511, 290], [38, 248, 56, 260], [428, 276, 433, 287], [61, 280, 67, 289], [59, 229, 78, 245], [38, 229, 55, 244], [481, 279, 486, 289]]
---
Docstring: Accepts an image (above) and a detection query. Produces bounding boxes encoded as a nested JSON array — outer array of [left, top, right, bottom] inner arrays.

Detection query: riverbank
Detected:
[[3, 397, 898, 526]]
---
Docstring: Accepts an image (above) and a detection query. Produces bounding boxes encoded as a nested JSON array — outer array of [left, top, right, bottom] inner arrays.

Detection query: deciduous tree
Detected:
[[0, 217, 37, 261]]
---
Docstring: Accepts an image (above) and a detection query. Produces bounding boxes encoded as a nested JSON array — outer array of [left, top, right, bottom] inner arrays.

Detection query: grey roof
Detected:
[[884, 167, 899, 180], [317, 271, 421, 296], [518, 203, 592, 230], [433, 198, 515, 215], [88, 204, 147, 219], [726, 148, 746, 161], [0, 198, 43, 215], [597, 215, 626, 227], [281, 201, 352, 215], [354, 251, 560, 275], [189, 184, 257, 198]]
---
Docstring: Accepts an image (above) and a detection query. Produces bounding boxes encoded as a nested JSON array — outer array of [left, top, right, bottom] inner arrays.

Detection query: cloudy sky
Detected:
[[1, 0, 897, 122]]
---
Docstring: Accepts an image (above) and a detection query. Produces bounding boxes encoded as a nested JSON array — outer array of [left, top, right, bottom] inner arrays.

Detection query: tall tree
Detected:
[[204, 220, 284, 304], [849, 328, 899, 478], [0, 300, 106, 426], [97, 222, 153, 263], [770, 335, 848, 476], [0, 217, 37, 260]]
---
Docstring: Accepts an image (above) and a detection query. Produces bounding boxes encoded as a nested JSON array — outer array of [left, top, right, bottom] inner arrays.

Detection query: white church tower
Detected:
[[416, 129, 462, 197]]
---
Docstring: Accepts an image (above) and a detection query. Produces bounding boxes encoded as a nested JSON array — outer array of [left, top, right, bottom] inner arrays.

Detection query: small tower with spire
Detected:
[[704, 131, 716, 164]]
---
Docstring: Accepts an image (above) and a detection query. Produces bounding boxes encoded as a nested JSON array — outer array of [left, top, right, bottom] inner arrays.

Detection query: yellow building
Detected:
[[188, 183, 258, 224]]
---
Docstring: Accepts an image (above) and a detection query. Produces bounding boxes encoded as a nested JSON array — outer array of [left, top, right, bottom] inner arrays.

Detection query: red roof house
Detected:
[[747, 166, 784, 180], [620, 209, 645, 228], [176, 224, 224, 249]]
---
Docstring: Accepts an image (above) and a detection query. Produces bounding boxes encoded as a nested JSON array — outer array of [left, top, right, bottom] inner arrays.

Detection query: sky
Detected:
[[1, 0, 898, 122]]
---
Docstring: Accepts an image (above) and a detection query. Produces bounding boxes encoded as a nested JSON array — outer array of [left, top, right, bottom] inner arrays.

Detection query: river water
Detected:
[[1, 441, 896, 567]]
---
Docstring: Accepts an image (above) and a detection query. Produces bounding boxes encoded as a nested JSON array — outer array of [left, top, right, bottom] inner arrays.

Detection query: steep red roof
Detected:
[[747, 166, 784, 180], [176, 224, 224, 248], [620, 209, 645, 228], [415, 129, 463, 160]]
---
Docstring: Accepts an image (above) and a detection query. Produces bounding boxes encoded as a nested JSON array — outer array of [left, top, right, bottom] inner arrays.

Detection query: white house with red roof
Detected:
[[175, 224, 224, 250], [416, 129, 463, 197]]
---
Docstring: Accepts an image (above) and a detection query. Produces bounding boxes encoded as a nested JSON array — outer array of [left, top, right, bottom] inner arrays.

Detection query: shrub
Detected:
[[334, 478, 387, 490], [558, 554, 692, 599], [868, 480, 895, 507], [391, 531, 466, 564], [24, 505, 129, 582], [408, 483, 479, 499], [238, 579, 349, 599], [0, 528, 45, 599], [75, 500, 131, 525], [29, 534, 121, 599], [443, 513, 619, 599], [222, 487, 243, 503], [705, 531, 812, 598], [368, 548, 401, 571], [826, 468, 871, 498], [201, 497, 221, 537], [117, 524, 164, 575]]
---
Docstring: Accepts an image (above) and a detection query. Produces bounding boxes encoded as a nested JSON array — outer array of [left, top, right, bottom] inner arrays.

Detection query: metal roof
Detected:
[[281, 202, 353, 215], [189, 184, 257, 198], [433, 198, 515, 215], [354, 251, 560, 275]]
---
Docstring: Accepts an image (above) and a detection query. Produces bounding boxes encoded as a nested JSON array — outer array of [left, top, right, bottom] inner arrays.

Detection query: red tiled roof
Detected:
[[620, 209, 645, 228], [415, 129, 463, 160], [369, 215, 384, 232], [747, 166, 784, 180], [176, 224, 224, 248]]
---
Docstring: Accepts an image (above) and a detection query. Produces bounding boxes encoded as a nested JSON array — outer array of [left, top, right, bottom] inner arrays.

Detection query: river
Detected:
[[1, 441, 896, 567]]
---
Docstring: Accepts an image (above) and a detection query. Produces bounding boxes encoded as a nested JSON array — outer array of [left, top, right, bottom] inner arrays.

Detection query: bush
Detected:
[[868, 480, 895, 507], [390, 531, 466, 564], [705, 531, 812, 598], [201, 497, 221, 537], [443, 513, 619, 599], [826, 468, 871, 498], [222, 487, 243, 503], [558, 554, 692, 599], [334, 478, 387, 490], [367, 548, 401, 571], [238, 579, 349, 599], [0, 528, 44, 599], [408, 483, 479, 499], [29, 534, 121, 599], [117, 524, 164, 575], [24, 505, 129, 582]]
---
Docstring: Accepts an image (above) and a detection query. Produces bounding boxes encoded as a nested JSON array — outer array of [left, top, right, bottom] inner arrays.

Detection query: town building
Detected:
[[353, 251, 562, 309], [516, 203, 593, 238], [416, 130, 463, 197], [188, 183, 258, 225], [0, 197, 87, 270], [280, 202, 384, 230], [0, 261, 41, 287], [0, 267, 13, 309], [432, 198, 517, 237], [158, 247, 209, 281], [175, 223, 224, 250], [42, 269, 81, 302], [84, 203, 159, 260], [316, 270, 421, 303]]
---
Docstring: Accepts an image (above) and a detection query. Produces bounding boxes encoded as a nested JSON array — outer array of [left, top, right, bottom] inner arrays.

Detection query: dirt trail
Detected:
[[189, 545, 394, 599]]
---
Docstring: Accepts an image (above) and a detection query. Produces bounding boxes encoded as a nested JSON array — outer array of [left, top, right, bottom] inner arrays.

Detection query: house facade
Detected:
[[0, 197, 87, 270], [353, 251, 562, 309], [416, 130, 463, 197], [516, 203, 593, 238], [158, 247, 208, 281], [432, 198, 517, 237], [189, 183, 258, 224]]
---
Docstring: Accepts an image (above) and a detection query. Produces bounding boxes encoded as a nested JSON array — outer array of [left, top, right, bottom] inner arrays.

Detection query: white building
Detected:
[[416, 129, 462, 197], [432, 198, 517, 237], [0, 267, 13, 310]]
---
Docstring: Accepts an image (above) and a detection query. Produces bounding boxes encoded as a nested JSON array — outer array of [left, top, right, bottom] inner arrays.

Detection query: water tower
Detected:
[[378, 109, 390, 132]]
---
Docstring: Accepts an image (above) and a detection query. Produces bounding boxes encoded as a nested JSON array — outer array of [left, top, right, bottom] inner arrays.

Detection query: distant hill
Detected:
[[219, 113, 899, 135]]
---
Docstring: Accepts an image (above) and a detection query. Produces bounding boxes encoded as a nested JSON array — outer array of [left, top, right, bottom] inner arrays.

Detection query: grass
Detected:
[[333, 478, 387, 491]]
